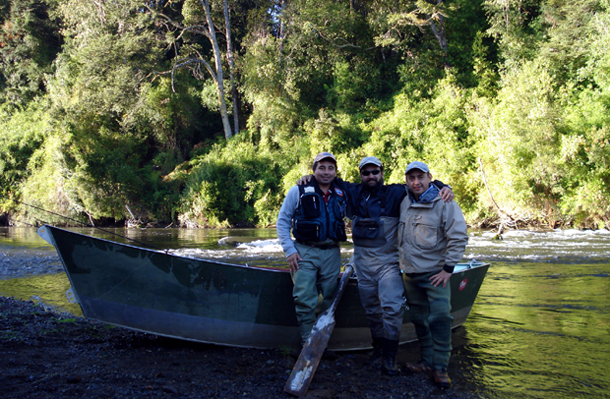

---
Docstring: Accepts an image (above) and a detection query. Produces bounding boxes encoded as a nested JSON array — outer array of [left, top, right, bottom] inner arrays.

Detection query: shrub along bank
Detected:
[[1, 1, 609, 229]]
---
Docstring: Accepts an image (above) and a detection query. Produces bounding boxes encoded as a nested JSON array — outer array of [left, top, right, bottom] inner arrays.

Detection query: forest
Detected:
[[1, 0, 609, 229]]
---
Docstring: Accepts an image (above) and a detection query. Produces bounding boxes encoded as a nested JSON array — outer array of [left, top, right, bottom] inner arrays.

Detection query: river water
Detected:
[[1, 226, 609, 398]]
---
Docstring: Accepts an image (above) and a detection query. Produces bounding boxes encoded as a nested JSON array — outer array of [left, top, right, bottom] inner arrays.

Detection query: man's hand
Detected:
[[430, 270, 452, 288], [287, 252, 302, 273], [297, 174, 313, 186], [439, 187, 454, 202]]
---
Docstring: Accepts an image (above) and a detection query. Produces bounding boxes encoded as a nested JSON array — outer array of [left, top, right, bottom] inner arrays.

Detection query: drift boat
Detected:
[[38, 225, 489, 350]]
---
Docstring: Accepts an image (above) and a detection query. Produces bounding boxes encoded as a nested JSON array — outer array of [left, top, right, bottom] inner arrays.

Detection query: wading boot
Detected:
[[433, 368, 452, 388], [405, 361, 432, 374], [381, 338, 399, 376], [367, 337, 384, 365]]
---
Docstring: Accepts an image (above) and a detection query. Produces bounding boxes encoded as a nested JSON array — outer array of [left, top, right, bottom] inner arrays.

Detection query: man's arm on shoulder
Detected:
[[433, 180, 453, 202], [333, 176, 360, 191]]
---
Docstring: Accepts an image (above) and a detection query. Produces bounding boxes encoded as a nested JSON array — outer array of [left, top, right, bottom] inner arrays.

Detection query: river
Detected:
[[1, 226, 609, 398]]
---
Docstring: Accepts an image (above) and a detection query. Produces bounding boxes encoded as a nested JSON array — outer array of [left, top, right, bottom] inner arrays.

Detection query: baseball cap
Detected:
[[405, 161, 430, 174], [313, 152, 337, 163], [358, 156, 382, 170]]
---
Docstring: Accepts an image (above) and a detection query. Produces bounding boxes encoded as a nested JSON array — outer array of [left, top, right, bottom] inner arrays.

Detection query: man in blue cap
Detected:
[[399, 161, 468, 388], [277, 152, 347, 355]]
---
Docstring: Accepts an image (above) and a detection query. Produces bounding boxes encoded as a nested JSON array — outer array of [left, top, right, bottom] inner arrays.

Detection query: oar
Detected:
[[283, 264, 354, 397]]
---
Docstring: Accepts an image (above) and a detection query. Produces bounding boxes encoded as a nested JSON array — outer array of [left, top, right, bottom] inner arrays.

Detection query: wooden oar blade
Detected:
[[283, 317, 336, 397], [283, 265, 353, 397]]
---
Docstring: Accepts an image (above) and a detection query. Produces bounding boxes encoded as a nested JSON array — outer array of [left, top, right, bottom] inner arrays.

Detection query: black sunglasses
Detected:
[[361, 169, 381, 176]]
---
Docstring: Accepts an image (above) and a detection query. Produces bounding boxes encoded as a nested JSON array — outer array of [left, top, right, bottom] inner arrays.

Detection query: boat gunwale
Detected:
[[39, 225, 292, 273], [39, 225, 490, 274]]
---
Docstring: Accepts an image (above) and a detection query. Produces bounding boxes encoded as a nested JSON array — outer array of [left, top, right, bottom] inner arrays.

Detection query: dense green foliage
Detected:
[[1, 0, 609, 229]]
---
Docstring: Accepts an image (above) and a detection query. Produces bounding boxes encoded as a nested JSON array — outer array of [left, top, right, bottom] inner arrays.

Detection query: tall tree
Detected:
[[223, 0, 239, 135], [150, 0, 240, 139]]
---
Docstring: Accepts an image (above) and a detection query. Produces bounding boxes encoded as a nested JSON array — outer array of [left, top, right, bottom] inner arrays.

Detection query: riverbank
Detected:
[[1, 297, 484, 399]]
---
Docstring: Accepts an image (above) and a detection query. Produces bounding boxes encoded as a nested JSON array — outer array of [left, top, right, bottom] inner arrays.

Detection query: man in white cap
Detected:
[[297, 156, 453, 374], [276, 152, 347, 355], [399, 161, 468, 388]]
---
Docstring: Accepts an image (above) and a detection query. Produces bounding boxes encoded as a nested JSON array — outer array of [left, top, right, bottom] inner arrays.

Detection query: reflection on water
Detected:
[[0, 273, 82, 316], [1, 226, 610, 398], [459, 261, 610, 398]]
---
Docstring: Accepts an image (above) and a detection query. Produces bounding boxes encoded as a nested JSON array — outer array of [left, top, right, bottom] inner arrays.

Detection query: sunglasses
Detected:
[[361, 169, 381, 176]]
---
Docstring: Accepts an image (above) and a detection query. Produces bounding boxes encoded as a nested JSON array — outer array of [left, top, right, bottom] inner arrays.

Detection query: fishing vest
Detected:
[[292, 181, 347, 244]]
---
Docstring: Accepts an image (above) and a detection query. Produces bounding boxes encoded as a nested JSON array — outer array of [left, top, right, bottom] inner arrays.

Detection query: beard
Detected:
[[363, 177, 383, 190]]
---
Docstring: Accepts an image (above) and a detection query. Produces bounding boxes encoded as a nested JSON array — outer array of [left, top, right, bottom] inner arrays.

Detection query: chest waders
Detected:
[[352, 209, 404, 375], [291, 181, 346, 345]]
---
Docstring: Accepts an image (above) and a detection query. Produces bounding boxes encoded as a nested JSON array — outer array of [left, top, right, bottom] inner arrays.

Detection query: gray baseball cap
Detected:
[[358, 156, 382, 170], [405, 161, 430, 174]]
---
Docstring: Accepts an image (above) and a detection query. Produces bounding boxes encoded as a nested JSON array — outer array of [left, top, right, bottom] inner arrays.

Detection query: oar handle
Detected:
[[327, 264, 353, 315]]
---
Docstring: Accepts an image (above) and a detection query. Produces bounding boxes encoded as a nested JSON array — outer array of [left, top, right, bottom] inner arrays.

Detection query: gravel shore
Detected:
[[1, 296, 485, 399]]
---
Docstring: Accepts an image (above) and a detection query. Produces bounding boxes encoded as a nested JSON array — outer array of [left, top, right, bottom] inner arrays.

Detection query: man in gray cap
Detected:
[[277, 152, 347, 355], [399, 161, 468, 388], [344, 156, 453, 375], [297, 156, 453, 374]]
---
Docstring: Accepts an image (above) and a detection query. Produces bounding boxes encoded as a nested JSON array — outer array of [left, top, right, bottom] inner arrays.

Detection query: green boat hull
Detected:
[[38, 225, 489, 350]]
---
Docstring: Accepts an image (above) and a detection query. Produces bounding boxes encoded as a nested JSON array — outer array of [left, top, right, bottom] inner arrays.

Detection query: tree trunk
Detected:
[[223, 0, 239, 136], [426, 0, 450, 68], [429, 15, 450, 67], [202, 0, 233, 139]]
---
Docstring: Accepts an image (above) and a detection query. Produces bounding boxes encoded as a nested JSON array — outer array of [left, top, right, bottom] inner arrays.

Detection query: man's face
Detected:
[[360, 164, 383, 189], [405, 169, 432, 197], [313, 160, 337, 186]]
